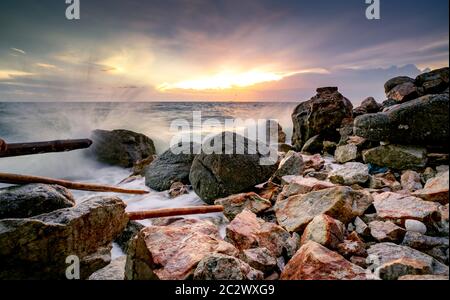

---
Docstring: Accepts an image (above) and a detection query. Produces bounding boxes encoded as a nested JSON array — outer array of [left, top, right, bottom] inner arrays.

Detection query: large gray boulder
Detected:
[[0, 184, 75, 219], [189, 132, 278, 204], [89, 129, 156, 168], [354, 93, 449, 148], [145, 143, 198, 191], [0, 196, 128, 279], [291, 87, 353, 151]]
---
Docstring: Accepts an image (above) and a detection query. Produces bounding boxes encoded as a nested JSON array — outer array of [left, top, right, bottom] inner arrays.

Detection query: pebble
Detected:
[[405, 219, 427, 234]]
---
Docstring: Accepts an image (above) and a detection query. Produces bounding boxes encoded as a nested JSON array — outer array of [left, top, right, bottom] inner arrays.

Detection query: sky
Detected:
[[0, 0, 448, 103]]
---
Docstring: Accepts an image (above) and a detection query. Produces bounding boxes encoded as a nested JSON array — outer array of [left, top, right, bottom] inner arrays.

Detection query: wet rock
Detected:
[[225, 210, 290, 257], [89, 129, 156, 168], [193, 253, 264, 280], [363, 145, 427, 170], [190, 132, 278, 204], [241, 247, 277, 274], [292, 87, 353, 150], [405, 220, 427, 234], [215, 192, 272, 221], [271, 151, 304, 182], [0, 184, 75, 219], [275, 186, 373, 233], [89, 256, 126, 280], [280, 241, 367, 280], [367, 243, 449, 276], [386, 82, 419, 103], [145, 143, 198, 192], [300, 214, 345, 249], [125, 219, 238, 280], [398, 274, 449, 280], [334, 144, 359, 163], [373, 192, 441, 225], [328, 162, 369, 185], [384, 76, 415, 94], [354, 94, 449, 147], [412, 171, 449, 204], [168, 182, 189, 198], [0, 196, 128, 279], [115, 220, 145, 253], [401, 171, 423, 192], [369, 221, 406, 243], [377, 258, 432, 280], [415, 67, 449, 94]]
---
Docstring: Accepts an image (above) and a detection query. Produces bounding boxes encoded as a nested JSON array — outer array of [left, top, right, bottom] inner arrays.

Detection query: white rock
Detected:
[[405, 219, 427, 234]]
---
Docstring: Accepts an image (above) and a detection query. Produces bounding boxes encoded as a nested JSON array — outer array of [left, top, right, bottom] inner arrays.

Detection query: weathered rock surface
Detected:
[[354, 93, 449, 147], [300, 214, 345, 249], [275, 186, 373, 233], [386, 82, 418, 103], [189, 132, 278, 204], [415, 67, 449, 94], [328, 162, 369, 185], [302, 154, 325, 171], [225, 210, 290, 257], [215, 192, 272, 221], [115, 220, 145, 253], [89, 129, 156, 167], [0, 196, 128, 279], [401, 231, 449, 252], [337, 232, 368, 258], [373, 192, 441, 225], [271, 151, 304, 182], [384, 76, 415, 94], [363, 145, 427, 170], [353, 97, 381, 117], [89, 256, 126, 280], [280, 241, 367, 280], [279, 176, 335, 198], [368, 243, 448, 277], [301, 135, 324, 154], [145, 143, 198, 191], [369, 221, 406, 243], [405, 220, 427, 234], [401, 171, 423, 192], [334, 144, 359, 163], [0, 184, 75, 219], [377, 258, 432, 280], [412, 171, 449, 204], [168, 182, 189, 198], [193, 253, 264, 280], [125, 219, 238, 280], [291, 87, 353, 150], [241, 247, 277, 273]]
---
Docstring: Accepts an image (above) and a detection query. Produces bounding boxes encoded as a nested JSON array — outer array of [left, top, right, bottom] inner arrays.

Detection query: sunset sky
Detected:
[[0, 0, 448, 103]]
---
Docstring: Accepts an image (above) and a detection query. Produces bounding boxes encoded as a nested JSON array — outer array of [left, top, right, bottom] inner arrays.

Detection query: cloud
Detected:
[[0, 69, 33, 80], [35, 63, 60, 70], [10, 48, 26, 55]]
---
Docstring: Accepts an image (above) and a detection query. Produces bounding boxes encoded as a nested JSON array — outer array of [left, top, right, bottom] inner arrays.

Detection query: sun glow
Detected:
[[157, 70, 292, 91]]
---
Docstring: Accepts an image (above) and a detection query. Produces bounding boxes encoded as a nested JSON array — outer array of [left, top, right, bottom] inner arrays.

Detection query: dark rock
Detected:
[[89, 129, 156, 168], [271, 150, 304, 183], [384, 76, 415, 94], [0, 184, 75, 219], [145, 143, 198, 191], [292, 87, 353, 150], [386, 82, 419, 103], [415, 67, 449, 94], [115, 220, 145, 253], [354, 94, 449, 148], [0, 196, 128, 279], [363, 145, 427, 170], [301, 135, 324, 154], [189, 132, 278, 204]]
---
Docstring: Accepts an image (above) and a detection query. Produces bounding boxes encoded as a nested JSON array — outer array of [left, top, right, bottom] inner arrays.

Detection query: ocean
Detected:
[[0, 101, 297, 255]]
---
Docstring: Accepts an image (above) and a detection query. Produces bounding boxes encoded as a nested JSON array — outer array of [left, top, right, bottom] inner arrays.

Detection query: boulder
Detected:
[[386, 82, 419, 103], [367, 243, 448, 276], [401, 170, 423, 192], [225, 210, 290, 257], [353, 97, 381, 117], [334, 144, 359, 163], [145, 143, 198, 191], [363, 145, 427, 170], [124, 219, 238, 280], [328, 162, 369, 185], [384, 76, 415, 93], [193, 253, 263, 280], [376, 258, 432, 280], [373, 192, 441, 225], [271, 150, 304, 182], [241, 247, 277, 273], [89, 129, 156, 167], [214, 192, 272, 221], [0, 196, 128, 279], [291, 87, 353, 150], [88, 256, 126, 280], [369, 221, 406, 243], [300, 214, 345, 249], [354, 94, 449, 147], [274, 186, 373, 233], [401, 231, 448, 251], [0, 184, 75, 219], [412, 171, 449, 204], [189, 132, 278, 204], [415, 67, 449, 94], [280, 241, 367, 280]]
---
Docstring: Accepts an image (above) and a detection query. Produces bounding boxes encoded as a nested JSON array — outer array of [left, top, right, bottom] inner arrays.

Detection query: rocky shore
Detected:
[[0, 67, 448, 280]]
